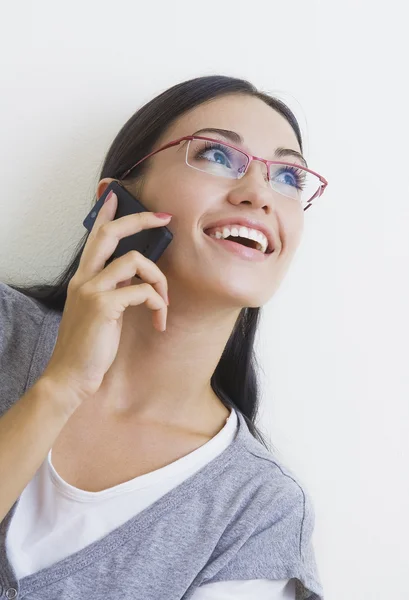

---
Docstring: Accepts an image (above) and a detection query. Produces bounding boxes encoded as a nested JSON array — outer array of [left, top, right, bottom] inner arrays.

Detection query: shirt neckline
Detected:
[[47, 408, 238, 502], [16, 409, 252, 595]]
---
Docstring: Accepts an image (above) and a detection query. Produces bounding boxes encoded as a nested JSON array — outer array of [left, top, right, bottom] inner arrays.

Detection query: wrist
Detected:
[[33, 375, 83, 421]]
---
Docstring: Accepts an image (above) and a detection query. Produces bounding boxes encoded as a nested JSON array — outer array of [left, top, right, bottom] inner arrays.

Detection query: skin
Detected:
[[79, 93, 305, 442]]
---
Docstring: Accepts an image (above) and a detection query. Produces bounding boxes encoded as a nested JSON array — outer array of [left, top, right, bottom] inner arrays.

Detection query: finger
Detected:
[[90, 190, 119, 237], [78, 191, 119, 277], [78, 211, 171, 286], [109, 282, 168, 332], [89, 250, 168, 306], [116, 277, 133, 290]]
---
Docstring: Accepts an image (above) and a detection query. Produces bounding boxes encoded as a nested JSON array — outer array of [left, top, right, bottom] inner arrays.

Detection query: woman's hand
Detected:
[[41, 191, 172, 405]]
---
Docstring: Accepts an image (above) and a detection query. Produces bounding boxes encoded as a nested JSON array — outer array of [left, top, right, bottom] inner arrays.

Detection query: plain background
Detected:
[[0, 2, 408, 599]]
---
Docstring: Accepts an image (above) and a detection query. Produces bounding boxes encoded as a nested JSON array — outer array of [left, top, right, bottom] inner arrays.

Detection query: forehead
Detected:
[[160, 94, 301, 156]]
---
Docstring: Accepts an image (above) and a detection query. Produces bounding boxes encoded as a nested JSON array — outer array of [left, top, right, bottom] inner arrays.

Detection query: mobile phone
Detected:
[[83, 180, 173, 267]]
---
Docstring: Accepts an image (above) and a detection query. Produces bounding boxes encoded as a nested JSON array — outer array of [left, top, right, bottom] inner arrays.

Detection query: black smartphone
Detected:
[[83, 180, 173, 267]]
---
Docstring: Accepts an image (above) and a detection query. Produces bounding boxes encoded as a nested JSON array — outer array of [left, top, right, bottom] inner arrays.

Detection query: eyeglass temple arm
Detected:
[[121, 138, 188, 180]]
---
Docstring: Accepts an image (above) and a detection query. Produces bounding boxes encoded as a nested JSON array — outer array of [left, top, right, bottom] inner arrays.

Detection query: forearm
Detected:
[[0, 377, 81, 523]]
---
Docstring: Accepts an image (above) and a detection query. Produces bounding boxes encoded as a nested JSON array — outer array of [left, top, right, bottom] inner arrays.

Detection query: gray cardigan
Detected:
[[0, 281, 324, 599]]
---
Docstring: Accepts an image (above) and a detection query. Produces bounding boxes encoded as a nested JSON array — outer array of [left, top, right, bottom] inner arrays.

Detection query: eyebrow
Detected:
[[192, 127, 308, 168]]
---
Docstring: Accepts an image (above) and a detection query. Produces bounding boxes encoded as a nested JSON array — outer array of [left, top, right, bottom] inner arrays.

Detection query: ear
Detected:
[[96, 177, 117, 200]]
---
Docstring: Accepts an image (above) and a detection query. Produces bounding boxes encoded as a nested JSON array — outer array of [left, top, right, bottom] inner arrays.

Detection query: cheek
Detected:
[[281, 205, 304, 250], [159, 171, 221, 221], [148, 165, 198, 212]]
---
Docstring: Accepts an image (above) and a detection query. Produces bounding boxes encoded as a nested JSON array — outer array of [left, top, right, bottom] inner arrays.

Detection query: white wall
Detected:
[[1, 2, 408, 598]]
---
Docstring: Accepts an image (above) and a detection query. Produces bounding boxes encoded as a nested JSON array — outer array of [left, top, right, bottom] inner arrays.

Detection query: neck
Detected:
[[93, 292, 240, 433]]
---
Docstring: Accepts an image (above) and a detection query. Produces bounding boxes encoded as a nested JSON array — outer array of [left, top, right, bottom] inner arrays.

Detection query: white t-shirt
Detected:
[[6, 407, 295, 599]]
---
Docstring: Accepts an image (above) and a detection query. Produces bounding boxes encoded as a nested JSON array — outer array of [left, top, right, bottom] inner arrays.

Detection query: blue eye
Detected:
[[212, 150, 230, 166], [195, 142, 234, 169], [275, 166, 306, 191]]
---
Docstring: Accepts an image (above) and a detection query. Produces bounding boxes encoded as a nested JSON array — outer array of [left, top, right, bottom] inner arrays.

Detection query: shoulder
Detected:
[[236, 413, 315, 519], [248, 438, 316, 549], [0, 281, 60, 416], [0, 280, 49, 327], [200, 414, 323, 598], [0, 280, 51, 366], [227, 413, 318, 561]]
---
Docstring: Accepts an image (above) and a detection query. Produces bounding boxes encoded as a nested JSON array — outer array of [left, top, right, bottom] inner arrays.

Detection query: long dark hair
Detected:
[[9, 75, 303, 451]]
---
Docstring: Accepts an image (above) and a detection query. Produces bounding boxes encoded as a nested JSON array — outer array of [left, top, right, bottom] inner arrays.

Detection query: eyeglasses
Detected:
[[120, 135, 328, 211]]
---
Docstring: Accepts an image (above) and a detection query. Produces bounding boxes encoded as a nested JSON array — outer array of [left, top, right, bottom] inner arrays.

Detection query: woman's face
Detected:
[[122, 94, 305, 308]]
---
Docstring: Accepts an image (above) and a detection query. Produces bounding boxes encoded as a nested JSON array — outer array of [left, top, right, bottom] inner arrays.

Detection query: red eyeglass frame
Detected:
[[119, 135, 329, 211]]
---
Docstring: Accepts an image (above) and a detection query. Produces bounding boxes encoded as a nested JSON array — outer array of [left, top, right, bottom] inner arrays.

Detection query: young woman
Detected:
[[0, 75, 328, 599]]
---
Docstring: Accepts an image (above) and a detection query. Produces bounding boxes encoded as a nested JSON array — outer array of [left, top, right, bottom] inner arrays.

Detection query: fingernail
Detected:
[[154, 212, 173, 219], [104, 190, 114, 204]]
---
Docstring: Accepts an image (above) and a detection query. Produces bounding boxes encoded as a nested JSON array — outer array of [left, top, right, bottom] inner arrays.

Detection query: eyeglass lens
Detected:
[[186, 139, 321, 206]]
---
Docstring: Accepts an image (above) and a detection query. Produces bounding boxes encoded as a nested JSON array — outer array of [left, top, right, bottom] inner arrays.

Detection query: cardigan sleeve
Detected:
[[0, 281, 51, 417], [195, 479, 324, 600]]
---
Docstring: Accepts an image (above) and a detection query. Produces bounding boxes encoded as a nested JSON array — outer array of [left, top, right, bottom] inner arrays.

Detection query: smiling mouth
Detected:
[[204, 232, 274, 254], [203, 233, 276, 263]]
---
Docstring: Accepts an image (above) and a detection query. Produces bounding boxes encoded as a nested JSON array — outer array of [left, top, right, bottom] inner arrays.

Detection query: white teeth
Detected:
[[208, 224, 269, 253]]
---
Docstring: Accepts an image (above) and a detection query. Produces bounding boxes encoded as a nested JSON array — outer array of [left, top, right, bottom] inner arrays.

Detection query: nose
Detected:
[[245, 159, 269, 184], [227, 159, 272, 211]]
